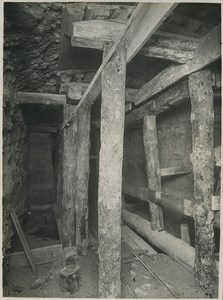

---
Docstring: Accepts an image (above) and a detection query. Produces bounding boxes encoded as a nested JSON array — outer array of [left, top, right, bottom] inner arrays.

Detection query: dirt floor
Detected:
[[4, 230, 208, 299]]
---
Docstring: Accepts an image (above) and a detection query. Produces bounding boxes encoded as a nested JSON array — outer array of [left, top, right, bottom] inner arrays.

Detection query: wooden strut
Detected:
[[10, 209, 37, 275], [60, 3, 177, 133]]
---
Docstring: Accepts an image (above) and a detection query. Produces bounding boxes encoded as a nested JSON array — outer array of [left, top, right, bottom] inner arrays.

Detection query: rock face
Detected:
[[4, 2, 62, 93], [3, 2, 63, 278]]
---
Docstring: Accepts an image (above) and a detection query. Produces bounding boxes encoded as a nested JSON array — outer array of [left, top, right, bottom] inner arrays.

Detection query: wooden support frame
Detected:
[[72, 3, 176, 114], [75, 103, 91, 255], [143, 115, 164, 231], [71, 19, 197, 63], [134, 25, 220, 106], [61, 105, 77, 247], [17, 92, 66, 105], [98, 42, 126, 298], [188, 68, 217, 297]]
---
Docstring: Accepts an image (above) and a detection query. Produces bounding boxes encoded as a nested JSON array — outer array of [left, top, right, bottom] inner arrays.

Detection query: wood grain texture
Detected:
[[75, 103, 91, 255], [61, 105, 78, 247], [98, 42, 126, 298], [17, 92, 66, 105], [188, 69, 217, 297], [143, 115, 164, 231]]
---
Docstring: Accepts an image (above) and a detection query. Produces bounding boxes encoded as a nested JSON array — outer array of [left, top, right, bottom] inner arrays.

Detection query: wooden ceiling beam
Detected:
[[17, 92, 66, 106], [73, 3, 177, 114], [134, 24, 220, 106], [71, 19, 198, 63]]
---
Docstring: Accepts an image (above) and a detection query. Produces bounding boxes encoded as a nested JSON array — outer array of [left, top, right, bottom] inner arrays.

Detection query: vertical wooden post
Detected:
[[188, 69, 217, 297], [75, 103, 91, 255], [61, 105, 77, 247], [98, 41, 126, 298], [143, 115, 164, 231]]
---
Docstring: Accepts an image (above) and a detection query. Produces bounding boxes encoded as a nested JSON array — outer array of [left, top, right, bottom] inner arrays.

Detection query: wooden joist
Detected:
[[134, 25, 220, 106], [71, 19, 197, 63], [62, 81, 138, 104], [160, 167, 192, 177], [17, 92, 66, 106], [29, 125, 58, 133], [125, 79, 190, 126], [74, 3, 176, 114], [9, 244, 63, 268], [122, 182, 193, 217], [125, 3, 177, 62]]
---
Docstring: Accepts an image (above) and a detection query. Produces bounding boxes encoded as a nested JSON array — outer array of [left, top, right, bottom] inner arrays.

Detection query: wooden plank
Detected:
[[125, 79, 190, 126], [29, 125, 57, 133], [125, 3, 177, 62], [61, 105, 77, 247], [61, 81, 137, 104], [75, 103, 91, 255], [188, 68, 217, 296], [98, 42, 126, 298], [122, 225, 158, 256], [10, 209, 37, 274], [30, 183, 54, 191], [160, 167, 192, 177], [143, 115, 164, 231], [73, 3, 176, 115], [9, 244, 63, 268], [17, 92, 66, 106], [122, 182, 193, 217], [72, 19, 196, 63], [188, 25, 221, 73], [134, 25, 220, 106]]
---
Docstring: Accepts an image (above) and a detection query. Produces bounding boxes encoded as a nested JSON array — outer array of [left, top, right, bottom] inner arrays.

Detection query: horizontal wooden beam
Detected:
[[134, 25, 220, 106], [123, 183, 220, 225], [62, 81, 138, 104], [9, 244, 63, 268], [125, 79, 220, 126], [125, 3, 177, 62], [29, 125, 57, 133], [74, 3, 176, 114], [72, 19, 197, 63], [17, 92, 66, 106], [122, 209, 219, 271], [122, 182, 193, 217], [122, 209, 195, 270], [125, 79, 190, 126], [160, 167, 192, 177]]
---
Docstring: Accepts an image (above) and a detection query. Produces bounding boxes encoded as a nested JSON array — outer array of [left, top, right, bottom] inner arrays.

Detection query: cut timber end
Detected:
[[60, 264, 80, 294], [98, 42, 126, 298]]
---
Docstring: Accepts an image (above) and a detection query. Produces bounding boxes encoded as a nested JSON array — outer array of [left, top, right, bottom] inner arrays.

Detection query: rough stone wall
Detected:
[[3, 2, 63, 272], [3, 49, 28, 273]]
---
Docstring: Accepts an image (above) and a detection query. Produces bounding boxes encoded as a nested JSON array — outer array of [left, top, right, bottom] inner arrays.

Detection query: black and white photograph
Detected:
[[2, 1, 222, 298]]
